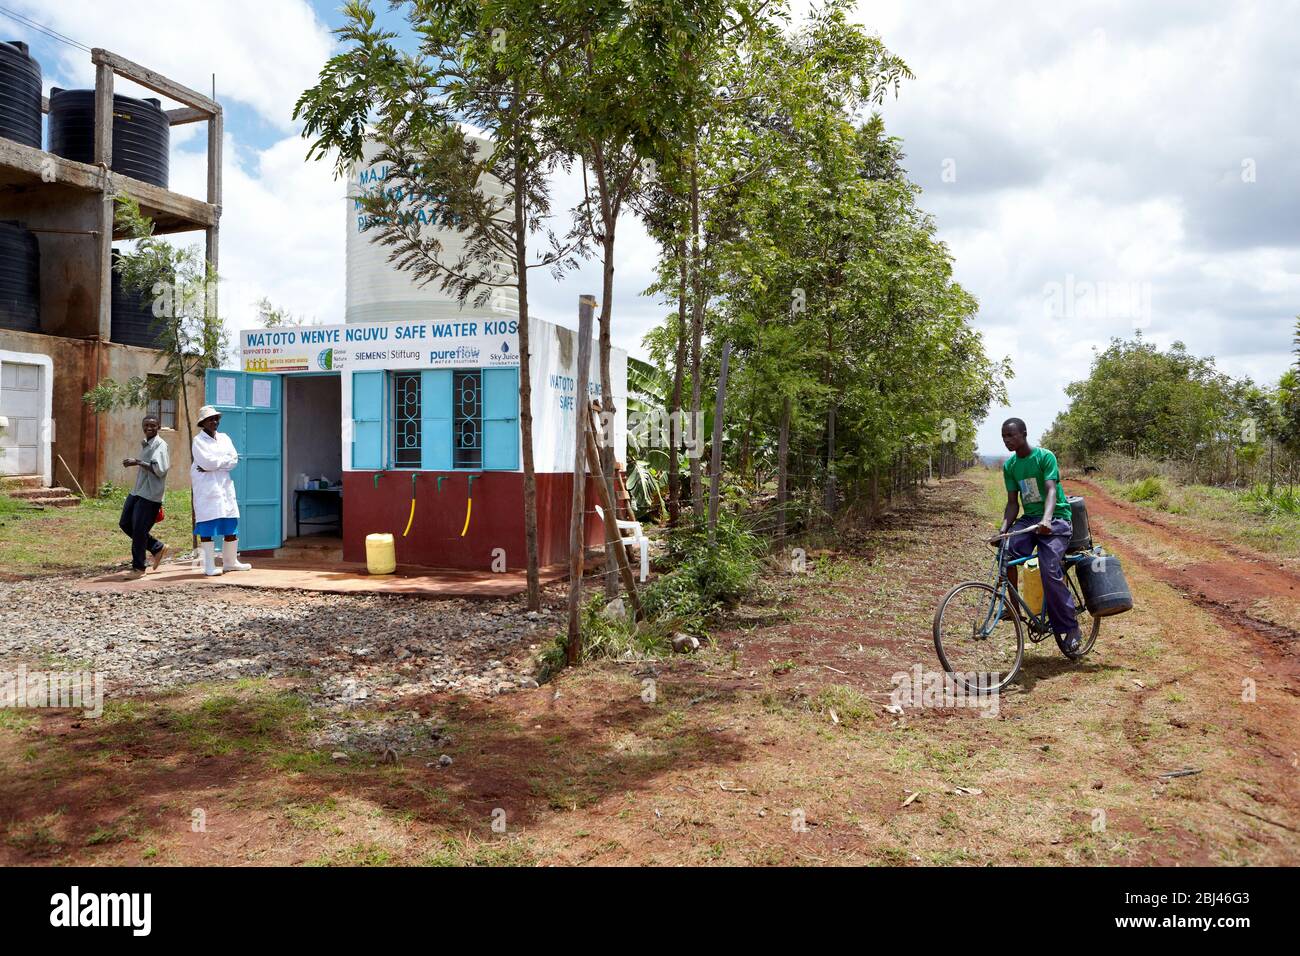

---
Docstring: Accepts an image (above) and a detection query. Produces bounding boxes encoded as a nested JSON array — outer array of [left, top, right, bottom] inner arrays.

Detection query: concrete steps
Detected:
[[274, 535, 343, 563], [1, 476, 81, 508]]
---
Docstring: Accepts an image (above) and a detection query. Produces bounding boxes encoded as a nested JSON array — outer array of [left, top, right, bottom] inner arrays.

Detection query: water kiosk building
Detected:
[[206, 138, 626, 572]]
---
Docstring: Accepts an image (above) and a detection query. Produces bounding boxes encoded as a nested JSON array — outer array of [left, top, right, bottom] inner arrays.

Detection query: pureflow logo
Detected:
[[49, 886, 151, 936]]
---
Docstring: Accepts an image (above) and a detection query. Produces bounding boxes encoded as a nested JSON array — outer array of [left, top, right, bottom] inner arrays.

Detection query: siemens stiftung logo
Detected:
[[49, 886, 151, 937]]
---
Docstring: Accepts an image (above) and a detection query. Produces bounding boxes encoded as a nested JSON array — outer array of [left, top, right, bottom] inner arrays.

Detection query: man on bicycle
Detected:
[[993, 417, 1083, 654]]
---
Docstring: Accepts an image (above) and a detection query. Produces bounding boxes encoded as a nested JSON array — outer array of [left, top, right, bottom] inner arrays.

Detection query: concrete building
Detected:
[[205, 135, 627, 571], [0, 45, 219, 496]]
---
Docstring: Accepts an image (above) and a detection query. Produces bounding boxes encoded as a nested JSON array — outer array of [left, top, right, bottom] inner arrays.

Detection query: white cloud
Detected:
[[12, 0, 1294, 439], [168, 132, 346, 341], [12, 0, 331, 129], [855, 0, 1300, 452]]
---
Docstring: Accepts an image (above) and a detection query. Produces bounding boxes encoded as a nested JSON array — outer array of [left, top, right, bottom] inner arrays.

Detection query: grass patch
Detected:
[[810, 685, 876, 726], [0, 484, 192, 573], [0, 709, 37, 733], [284, 798, 341, 832], [307, 841, 397, 867], [421, 836, 538, 867]]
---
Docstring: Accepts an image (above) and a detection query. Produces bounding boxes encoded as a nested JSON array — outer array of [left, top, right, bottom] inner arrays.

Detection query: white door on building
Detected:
[[0, 360, 43, 476]]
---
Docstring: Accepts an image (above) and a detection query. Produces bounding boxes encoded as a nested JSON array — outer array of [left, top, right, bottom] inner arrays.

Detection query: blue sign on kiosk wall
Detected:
[[204, 370, 282, 552]]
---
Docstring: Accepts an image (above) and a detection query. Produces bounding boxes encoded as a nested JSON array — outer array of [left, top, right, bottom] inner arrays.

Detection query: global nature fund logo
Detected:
[[317, 348, 334, 370], [50, 886, 151, 936]]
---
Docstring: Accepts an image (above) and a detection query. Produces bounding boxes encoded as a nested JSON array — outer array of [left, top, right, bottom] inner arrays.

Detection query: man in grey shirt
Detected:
[[119, 414, 170, 573]]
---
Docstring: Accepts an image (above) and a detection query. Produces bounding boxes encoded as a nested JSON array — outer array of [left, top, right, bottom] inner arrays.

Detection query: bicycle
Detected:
[[932, 526, 1099, 693]]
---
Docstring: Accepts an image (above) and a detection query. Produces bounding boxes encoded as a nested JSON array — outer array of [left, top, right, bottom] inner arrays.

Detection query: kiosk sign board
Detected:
[[240, 318, 521, 374]]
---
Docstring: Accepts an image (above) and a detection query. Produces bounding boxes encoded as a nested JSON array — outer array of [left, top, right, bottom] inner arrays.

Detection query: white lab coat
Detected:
[[191, 430, 241, 523]]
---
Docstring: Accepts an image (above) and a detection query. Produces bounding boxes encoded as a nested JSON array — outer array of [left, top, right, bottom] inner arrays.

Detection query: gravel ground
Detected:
[[0, 575, 563, 752]]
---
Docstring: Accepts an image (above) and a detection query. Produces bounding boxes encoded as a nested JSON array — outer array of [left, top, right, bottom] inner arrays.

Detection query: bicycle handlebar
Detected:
[[987, 524, 1053, 547]]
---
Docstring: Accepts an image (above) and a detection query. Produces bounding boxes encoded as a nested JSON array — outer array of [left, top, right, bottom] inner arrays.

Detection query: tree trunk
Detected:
[[688, 151, 705, 525], [668, 240, 687, 527], [777, 395, 790, 539], [567, 296, 595, 664], [822, 404, 836, 516], [512, 116, 541, 611], [598, 231, 619, 599], [707, 341, 731, 541]]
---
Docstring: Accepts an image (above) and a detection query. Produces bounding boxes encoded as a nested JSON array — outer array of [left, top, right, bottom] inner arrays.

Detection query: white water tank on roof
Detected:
[[345, 136, 518, 324]]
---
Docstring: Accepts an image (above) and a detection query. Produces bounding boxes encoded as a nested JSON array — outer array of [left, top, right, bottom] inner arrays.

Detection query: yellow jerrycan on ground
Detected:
[[366, 532, 396, 575], [1021, 557, 1044, 616]]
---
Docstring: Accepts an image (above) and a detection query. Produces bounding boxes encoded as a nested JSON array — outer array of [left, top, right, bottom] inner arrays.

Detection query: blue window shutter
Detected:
[[351, 370, 384, 469], [420, 369, 453, 470], [482, 367, 520, 471]]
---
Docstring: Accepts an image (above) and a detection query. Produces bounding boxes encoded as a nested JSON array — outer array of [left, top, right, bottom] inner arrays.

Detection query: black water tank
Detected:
[[0, 40, 41, 148], [1075, 552, 1134, 617], [47, 88, 170, 188], [110, 250, 165, 348], [1067, 495, 1092, 552], [0, 221, 40, 332]]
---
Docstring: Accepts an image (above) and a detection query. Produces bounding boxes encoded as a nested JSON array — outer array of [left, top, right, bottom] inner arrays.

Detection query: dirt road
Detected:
[[1071, 476, 1300, 668]]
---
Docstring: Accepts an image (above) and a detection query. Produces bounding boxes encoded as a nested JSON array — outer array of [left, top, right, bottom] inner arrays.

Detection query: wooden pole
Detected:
[[707, 341, 731, 540], [566, 296, 596, 665], [823, 403, 836, 516], [776, 395, 790, 539], [586, 402, 644, 620], [94, 61, 114, 344]]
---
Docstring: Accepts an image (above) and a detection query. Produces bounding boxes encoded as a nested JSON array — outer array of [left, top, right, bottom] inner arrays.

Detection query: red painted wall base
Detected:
[[342, 471, 606, 571]]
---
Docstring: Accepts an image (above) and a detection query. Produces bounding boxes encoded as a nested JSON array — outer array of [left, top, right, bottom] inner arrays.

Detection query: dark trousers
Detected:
[[1006, 513, 1079, 635], [119, 494, 164, 570]]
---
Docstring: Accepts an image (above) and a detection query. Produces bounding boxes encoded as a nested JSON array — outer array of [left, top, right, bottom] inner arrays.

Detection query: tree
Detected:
[[294, 0, 584, 610], [84, 195, 228, 479], [255, 297, 306, 328]]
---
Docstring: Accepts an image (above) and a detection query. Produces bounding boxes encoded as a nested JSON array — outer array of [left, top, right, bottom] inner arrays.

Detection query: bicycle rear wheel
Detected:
[[1058, 568, 1100, 659], [933, 582, 1024, 693]]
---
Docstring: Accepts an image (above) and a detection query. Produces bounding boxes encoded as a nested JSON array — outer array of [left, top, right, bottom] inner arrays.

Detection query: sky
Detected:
[[5, 0, 1297, 455]]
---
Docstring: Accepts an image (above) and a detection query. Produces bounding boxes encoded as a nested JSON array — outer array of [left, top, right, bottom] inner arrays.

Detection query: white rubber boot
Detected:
[[221, 537, 252, 571], [201, 539, 223, 576]]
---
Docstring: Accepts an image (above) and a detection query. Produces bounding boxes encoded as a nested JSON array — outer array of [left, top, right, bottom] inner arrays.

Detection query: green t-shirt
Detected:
[[1004, 446, 1072, 522]]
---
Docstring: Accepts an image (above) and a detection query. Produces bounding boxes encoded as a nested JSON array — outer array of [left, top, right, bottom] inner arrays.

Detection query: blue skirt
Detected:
[[194, 517, 238, 538]]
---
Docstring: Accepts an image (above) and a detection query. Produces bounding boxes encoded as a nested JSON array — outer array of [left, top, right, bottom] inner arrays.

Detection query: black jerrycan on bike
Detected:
[[1064, 495, 1133, 616], [1075, 551, 1134, 617], [1066, 495, 1092, 552]]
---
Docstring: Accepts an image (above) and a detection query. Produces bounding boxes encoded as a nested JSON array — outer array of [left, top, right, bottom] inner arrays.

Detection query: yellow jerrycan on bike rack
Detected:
[[1021, 558, 1044, 616]]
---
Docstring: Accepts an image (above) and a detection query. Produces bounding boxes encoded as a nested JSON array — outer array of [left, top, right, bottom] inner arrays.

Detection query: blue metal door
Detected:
[[204, 370, 282, 551]]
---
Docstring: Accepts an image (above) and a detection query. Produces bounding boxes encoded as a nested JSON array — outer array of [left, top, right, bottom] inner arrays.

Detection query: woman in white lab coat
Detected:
[[191, 405, 252, 575]]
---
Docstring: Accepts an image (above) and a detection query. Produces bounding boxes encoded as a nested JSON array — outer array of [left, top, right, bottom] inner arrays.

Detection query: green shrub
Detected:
[[539, 513, 765, 680], [1240, 484, 1300, 517], [642, 512, 764, 633], [1123, 476, 1169, 506], [536, 594, 674, 680]]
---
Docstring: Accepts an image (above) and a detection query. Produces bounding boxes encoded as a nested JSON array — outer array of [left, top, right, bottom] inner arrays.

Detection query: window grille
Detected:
[[392, 372, 422, 468], [453, 370, 482, 469]]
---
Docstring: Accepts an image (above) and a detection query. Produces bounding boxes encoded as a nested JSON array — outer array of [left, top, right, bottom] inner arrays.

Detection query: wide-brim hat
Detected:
[[196, 405, 221, 426]]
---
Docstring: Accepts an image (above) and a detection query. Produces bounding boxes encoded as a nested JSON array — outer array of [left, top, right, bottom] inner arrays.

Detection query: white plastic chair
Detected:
[[594, 504, 649, 582]]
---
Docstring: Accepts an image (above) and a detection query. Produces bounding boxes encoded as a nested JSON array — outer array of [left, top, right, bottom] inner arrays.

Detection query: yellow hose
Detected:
[[460, 496, 472, 537], [402, 498, 415, 537]]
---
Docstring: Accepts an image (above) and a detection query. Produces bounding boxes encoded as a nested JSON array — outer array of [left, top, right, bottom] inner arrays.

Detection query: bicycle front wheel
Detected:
[[933, 582, 1024, 693]]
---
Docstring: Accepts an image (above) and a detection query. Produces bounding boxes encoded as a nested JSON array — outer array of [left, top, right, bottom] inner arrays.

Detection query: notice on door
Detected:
[[251, 378, 272, 408], [215, 375, 237, 406]]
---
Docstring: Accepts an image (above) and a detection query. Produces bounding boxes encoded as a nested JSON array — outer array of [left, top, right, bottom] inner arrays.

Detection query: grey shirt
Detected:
[[131, 435, 170, 503]]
